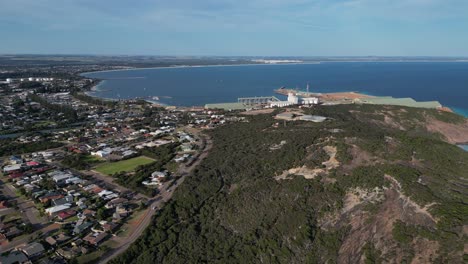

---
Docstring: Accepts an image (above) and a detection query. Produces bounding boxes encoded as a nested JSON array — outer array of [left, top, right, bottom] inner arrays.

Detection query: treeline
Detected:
[[27, 94, 79, 122], [0, 139, 63, 156], [72, 92, 117, 107], [61, 154, 99, 170]]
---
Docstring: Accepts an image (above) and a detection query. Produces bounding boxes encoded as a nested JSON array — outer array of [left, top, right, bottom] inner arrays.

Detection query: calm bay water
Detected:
[[83, 62, 468, 116]]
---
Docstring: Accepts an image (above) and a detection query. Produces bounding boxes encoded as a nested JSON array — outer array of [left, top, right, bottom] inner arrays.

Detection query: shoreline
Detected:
[[79, 63, 468, 118], [79, 61, 321, 76], [80, 60, 468, 76]]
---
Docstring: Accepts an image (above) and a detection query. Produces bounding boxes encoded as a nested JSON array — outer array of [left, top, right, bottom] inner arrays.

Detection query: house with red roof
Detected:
[[57, 210, 77, 220]]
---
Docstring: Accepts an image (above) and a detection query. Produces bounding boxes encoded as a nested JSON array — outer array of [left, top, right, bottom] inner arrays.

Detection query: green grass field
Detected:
[[95, 156, 155, 175]]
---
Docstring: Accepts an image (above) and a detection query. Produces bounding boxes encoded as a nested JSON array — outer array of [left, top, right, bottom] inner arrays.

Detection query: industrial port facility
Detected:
[[205, 85, 447, 112]]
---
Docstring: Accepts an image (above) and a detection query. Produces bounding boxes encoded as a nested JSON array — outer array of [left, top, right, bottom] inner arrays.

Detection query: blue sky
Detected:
[[1, 0, 467, 56]]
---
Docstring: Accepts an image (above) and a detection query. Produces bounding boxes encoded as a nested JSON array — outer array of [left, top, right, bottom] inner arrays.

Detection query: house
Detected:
[[121, 150, 137, 158], [142, 180, 161, 186], [115, 204, 129, 217], [98, 190, 114, 198], [45, 204, 71, 216], [57, 210, 76, 220], [151, 171, 167, 179], [5, 226, 22, 238], [10, 156, 24, 164], [39, 193, 64, 204], [83, 232, 108, 246], [82, 209, 96, 217], [26, 161, 40, 167], [45, 236, 58, 246], [101, 222, 119, 232], [0, 251, 28, 264], [8, 172, 24, 179], [174, 156, 186, 163], [19, 242, 45, 258], [73, 219, 92, 235], [180, 143, 193, 152], [52, 195, 74, 206], [45, 233, 71, 246], [105, 198, 128, 209], [65, 177, 82, 185], [91, 148, 112, 158], [52, 172, 74, 183], [3, 164, 22, 174], [56, 247, 80, 259]]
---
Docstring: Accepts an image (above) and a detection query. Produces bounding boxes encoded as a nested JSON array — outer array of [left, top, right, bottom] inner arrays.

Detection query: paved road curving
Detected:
[[98, 131, 212, 264]]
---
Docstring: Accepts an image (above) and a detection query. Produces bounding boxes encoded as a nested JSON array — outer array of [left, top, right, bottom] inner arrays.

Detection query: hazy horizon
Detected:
[[1, 0, 468, 56]]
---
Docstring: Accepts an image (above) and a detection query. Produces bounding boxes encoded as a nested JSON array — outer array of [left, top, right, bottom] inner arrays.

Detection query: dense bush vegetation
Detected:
[[0, 138, 63, 156], [27, 94, 79, 122], [111, 105, 467, 263]]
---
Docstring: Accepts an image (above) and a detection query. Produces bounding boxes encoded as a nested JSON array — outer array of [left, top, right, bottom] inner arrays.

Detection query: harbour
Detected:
[[82, 62, 468, 116]]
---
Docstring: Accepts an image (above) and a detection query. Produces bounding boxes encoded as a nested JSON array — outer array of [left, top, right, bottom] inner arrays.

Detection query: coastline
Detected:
[[79, 61, 321, 76], [85, 80, 169, 107], [79, 63, 468, 117], [80, 60, 468, 76]]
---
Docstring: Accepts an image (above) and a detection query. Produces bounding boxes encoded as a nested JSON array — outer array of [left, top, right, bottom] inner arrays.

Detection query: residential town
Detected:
[[0, 71, 237, 263]]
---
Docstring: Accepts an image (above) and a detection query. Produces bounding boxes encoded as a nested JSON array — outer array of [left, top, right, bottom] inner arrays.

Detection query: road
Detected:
[[0, 180, 45, 226], [0, 179, 55, 253], [98, 131, 212, 264]]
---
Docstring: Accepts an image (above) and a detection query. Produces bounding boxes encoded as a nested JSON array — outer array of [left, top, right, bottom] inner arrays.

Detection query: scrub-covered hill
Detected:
[[111, 104, 467, 264]]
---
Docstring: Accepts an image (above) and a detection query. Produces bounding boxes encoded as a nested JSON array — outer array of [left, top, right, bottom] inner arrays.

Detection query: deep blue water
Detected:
[[83, 62, 468, 116], [459, 145, 468, 152]]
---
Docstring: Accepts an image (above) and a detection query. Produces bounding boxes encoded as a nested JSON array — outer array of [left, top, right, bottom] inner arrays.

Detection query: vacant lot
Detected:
[[95, 156, 155, 175]]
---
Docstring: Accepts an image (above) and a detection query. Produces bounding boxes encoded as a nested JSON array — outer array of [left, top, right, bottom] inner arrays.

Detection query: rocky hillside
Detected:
[[112, 104, 467, 264]]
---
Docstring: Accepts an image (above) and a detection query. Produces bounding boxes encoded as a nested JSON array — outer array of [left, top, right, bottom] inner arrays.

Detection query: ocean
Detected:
[[82, 62, 468, 116]]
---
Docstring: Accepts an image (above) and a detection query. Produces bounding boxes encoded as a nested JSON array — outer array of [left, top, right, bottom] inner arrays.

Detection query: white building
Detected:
[[301, 97, 319, 105], [91, 149, 112, 158], [270, 93, 319, 108], [52, 173, 74, 183], [45, 204, 71, 215], [6, 78, 12, 83], [151, 171, 167, 179]]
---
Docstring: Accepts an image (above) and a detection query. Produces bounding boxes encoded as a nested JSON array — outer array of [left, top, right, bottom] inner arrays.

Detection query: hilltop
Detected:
[[111, 104, 467, 264]]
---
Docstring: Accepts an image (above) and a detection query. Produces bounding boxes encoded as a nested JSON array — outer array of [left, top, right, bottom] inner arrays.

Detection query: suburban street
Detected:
[[97, 131, 213, 264]]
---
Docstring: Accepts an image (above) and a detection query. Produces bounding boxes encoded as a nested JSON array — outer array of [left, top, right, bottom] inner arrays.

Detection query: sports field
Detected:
[[95, 156, 155, 175]]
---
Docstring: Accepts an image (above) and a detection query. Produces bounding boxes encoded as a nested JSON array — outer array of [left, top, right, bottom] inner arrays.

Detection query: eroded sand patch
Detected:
[[275, 145, 339, 180]]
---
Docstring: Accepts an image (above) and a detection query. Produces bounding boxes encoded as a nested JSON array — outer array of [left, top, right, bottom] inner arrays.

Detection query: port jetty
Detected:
[[205, 86, 452, 113]]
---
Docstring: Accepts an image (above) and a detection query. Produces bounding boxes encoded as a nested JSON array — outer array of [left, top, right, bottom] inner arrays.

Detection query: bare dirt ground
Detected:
[[241, 108, 275, 115], [275, 145, 339, 180], [319, 92, 372, 101], [319, 175, 439, 263], [426, 117, 468, 144]]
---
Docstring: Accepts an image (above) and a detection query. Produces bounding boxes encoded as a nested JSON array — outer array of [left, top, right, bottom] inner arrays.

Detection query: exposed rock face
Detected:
[[426, 118, 468, 144], [320, 176, 439, 264]]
